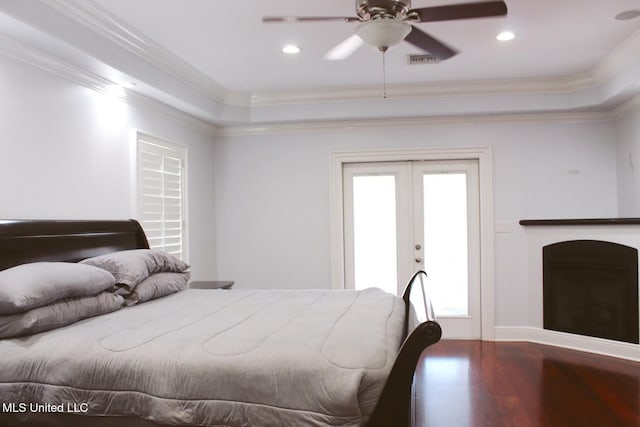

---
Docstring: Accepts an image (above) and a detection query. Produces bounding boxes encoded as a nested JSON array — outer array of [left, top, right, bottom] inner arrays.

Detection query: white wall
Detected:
[[616, 107, 640, 216], [214, 118, 619, 327], [0, 54, 217, 280]]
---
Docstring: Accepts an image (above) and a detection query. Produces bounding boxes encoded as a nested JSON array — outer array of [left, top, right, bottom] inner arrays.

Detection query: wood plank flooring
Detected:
[[413, 340, 640, 427]]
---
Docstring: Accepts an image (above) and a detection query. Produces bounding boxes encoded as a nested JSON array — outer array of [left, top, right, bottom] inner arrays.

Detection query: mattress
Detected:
[[0, 288, 406, 427]]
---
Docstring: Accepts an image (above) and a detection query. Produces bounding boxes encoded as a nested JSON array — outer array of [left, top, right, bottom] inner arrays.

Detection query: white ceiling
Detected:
[[1, 0, 639, 125], [91, 0, 640, 93]]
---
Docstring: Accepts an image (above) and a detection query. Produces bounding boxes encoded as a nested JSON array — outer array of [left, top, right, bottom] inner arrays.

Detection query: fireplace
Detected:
[[543, 240, 639, 344]]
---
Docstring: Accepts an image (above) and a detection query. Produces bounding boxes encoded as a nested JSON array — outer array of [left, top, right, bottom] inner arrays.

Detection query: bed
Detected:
[[0, 219, 441, 427]]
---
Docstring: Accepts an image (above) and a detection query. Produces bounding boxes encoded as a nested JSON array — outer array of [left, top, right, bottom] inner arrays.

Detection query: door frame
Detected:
[[329, 146, 495, 340]]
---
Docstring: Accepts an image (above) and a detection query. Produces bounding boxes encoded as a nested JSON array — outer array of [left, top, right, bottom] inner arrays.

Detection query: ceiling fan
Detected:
[[263, 0, 508, 61]]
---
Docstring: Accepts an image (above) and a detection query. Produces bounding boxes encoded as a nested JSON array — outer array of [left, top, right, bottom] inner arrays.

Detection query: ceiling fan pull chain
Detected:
[[382, 50, 387, 99]]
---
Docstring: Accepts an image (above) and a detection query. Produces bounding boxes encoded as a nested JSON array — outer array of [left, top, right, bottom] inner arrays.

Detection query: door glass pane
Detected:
[[353, 175, 397, 294], [423, 173, 468, 316]]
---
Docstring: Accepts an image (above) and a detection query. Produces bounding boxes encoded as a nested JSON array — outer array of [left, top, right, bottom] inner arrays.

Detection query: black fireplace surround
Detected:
[[543, 240, 639, 344]]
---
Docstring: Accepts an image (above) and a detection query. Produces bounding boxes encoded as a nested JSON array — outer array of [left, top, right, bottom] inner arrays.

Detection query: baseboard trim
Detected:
[[494, 326, 640, 362]]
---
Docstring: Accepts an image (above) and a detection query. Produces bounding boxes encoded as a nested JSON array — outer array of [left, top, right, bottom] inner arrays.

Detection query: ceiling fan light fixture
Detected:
[[355, 19, 411, 51]]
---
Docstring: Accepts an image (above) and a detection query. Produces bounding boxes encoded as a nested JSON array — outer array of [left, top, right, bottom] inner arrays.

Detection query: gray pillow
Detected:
[[0, 262, 116, 315], [80, 249, 190, 295], [124, 271, 191, 306], [0, 292, 124, 339]]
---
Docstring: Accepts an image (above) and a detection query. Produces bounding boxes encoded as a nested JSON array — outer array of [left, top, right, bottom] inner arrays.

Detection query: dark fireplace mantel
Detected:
[[520, 218, 640, 226]]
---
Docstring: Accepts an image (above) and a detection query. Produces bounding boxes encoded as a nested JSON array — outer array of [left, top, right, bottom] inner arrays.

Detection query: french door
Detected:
[[343, 160, 481, 338]]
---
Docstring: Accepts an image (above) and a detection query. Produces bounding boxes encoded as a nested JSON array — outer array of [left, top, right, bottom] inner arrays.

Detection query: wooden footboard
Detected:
[[365, 270, 442, 427]]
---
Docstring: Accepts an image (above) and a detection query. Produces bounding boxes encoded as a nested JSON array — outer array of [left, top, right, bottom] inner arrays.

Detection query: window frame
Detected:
[[134, 131, 189, 261]]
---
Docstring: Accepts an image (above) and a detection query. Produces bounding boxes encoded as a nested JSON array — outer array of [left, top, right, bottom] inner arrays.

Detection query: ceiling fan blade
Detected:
[[324, 34, 364, 60], [405, 26, 458, 60], [412, 1, 507, 23], [263, 16, 360, 23]]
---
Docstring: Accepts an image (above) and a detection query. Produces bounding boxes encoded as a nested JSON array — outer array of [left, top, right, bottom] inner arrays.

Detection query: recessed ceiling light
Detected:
[[282, 44, 301, 54], [615, 10, 640, 20], [496, 31, 516, 41]]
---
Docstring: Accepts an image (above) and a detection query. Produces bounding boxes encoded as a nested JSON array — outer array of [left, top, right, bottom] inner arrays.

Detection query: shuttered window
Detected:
[[136, 133, 187, 260]]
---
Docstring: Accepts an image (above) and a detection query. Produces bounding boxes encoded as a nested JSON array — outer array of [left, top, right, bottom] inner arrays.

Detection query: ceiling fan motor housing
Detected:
[[356, 19, 411, 51], [356, 0, 411, 20]]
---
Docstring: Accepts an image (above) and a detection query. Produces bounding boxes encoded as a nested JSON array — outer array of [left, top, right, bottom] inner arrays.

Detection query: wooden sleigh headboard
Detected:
[[0, 220, 149, 271]]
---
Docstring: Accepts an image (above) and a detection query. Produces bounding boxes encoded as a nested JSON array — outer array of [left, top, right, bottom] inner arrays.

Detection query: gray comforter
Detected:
[[0, 288, 405, 426]]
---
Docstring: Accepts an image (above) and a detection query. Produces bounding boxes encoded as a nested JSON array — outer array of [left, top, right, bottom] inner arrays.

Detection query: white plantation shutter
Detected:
[[136, 133, 187, 260]]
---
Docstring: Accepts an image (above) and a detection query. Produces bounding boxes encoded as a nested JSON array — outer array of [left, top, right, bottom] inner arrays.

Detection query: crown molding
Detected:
[[0, 33, 218, 136], [248, 29, 640, 107], [1, 12, 632, 138], [43, 1, 640, 111], [249, 76, 591, 107], [218, 111, 612, 137], [4, 0, 640, 128], [0, 32, 109, 92], [612, 93, 640, 120], [126, 91, 219, 136], [591, 28, 640, 86], [40, 0, 249, 107], [2, 27, 614, 137], [247, 30, 640, 107]]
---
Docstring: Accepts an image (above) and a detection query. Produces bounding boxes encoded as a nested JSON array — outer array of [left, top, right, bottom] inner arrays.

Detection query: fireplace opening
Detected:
[[543, 240, 639, 344]]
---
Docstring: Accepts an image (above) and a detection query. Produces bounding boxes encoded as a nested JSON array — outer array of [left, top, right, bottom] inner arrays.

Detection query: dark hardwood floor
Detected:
[[413, 340, 640, 427]]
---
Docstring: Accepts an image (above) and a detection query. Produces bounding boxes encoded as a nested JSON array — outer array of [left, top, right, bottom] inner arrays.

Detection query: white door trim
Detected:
[[329, 146, 495, 340]]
